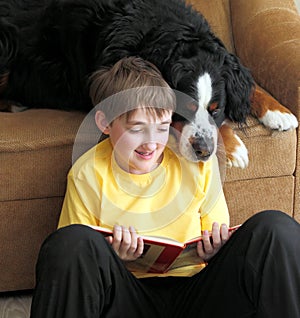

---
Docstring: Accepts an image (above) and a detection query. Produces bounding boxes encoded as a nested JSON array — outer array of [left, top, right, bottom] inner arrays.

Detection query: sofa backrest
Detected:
[[186, 0, 235, 52]]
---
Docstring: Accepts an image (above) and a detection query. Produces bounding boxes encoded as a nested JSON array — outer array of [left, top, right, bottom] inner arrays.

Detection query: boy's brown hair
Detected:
[[89, 56, 176, 123]]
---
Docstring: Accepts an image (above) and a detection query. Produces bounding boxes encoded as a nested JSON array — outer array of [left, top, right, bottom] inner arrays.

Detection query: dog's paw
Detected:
[[259, 110, 298, 131], [226, 134, 249, 169], [219, 124, 249, 169]]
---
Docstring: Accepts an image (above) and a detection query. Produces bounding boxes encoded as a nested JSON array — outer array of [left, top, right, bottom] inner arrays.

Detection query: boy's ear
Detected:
[[95, 111, 110, 134]]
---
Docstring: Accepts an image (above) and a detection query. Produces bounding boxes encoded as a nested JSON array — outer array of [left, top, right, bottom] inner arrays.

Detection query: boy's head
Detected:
[[89, 56, 176, 124], [89, 57, 176, 174]]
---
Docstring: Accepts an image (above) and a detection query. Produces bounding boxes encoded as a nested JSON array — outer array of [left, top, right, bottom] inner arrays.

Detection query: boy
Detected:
[[30, 57, 300, 318]]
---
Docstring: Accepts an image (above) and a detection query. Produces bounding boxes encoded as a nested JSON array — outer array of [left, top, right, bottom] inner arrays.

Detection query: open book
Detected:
[[89, 224, 241, 274]]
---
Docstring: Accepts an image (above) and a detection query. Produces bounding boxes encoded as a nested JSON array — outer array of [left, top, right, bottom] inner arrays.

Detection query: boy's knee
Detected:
[[38, 224, 107, 263], [249, 210, 292, 225], [244, 210, 299, 241]]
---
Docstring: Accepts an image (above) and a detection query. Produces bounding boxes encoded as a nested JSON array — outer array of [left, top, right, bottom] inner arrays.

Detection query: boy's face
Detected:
[[104, 108, 172, 174]]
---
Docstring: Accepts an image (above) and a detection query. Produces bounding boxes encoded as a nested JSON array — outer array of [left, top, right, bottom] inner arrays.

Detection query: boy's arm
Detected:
[[199, 156, 230, 231], [200, 190, 229, 231], [196, 156, 230, 261], [58, 171, 100, 228]]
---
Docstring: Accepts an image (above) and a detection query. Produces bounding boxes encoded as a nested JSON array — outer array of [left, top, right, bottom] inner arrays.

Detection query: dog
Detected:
[[0, 0, 298, 167]]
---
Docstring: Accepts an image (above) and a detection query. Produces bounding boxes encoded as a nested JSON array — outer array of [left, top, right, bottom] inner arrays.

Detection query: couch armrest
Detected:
[[230, 0, 300, 117]]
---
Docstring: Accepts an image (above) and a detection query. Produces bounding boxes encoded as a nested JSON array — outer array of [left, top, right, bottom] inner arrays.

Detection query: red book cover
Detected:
[[89, 224, 241, 273]]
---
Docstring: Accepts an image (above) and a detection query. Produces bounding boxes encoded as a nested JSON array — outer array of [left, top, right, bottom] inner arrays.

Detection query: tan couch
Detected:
[[0, 0, 299, 292]]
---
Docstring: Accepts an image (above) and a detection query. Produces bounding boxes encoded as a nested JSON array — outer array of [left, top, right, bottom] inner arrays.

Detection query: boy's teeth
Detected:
[[137, 151, 151, 155]]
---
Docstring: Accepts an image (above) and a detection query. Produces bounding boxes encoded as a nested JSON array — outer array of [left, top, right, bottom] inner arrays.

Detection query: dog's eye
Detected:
[[211, 109, 221, 118], [208, 102, 220, 118]]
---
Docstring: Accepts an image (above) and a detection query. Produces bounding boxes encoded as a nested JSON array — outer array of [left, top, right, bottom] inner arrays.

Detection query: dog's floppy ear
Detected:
[[170, 61, 187, 87], [222, 53, 254, 124], [168, 58, 195, 91]]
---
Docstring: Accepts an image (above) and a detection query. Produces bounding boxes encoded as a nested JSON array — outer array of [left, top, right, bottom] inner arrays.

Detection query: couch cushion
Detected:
[[0, 109, 89, 291], [0, 197, 65, 291], [0, 109, 86, 202], [225, 116, 297, 183], [186, 0, 235, 52], [224, 176, 295, 225]]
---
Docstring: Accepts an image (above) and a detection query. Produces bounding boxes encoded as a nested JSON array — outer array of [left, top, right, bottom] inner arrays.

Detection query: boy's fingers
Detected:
[[196, 240, 206, 259], [112, 225, 122, 251], [202, 230, 214, 254], [220, 223, 229, 242], [129, 226, 138, 254], [129, 226, 144, 258], [134, 237, 144, 258], [211, 222, 221, 248], [118, 226, 131, 256]]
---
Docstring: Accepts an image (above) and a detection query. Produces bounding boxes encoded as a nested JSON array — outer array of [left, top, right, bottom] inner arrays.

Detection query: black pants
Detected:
[[30, 210, 300, 318]]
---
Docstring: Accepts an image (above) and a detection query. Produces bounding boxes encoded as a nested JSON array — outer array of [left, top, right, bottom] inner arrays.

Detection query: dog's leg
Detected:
[[251, 85, 298, 131], [219, 123, 248, 169]]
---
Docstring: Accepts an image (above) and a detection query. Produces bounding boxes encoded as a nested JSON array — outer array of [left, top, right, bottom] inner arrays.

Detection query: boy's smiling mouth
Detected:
[[135, 150, 155, 160]]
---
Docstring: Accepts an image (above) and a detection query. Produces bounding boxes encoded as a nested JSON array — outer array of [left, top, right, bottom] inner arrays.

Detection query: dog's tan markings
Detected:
[[208, 102, 218, 111], [219, 124, 240, 162], [251, 85, 291, 118], [251, 85, 298, 131]]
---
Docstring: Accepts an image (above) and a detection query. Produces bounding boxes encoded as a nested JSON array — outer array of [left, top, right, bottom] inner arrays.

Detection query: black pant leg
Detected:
[[173, 210, 300, 318], [30, 224, 165, 318]]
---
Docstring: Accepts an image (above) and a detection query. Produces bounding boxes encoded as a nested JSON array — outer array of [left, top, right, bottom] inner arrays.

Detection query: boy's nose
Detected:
[[142, 142, 157, 151]]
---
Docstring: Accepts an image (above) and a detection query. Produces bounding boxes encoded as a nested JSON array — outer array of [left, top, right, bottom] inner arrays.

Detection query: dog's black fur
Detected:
[[0, 0, 254, 125]]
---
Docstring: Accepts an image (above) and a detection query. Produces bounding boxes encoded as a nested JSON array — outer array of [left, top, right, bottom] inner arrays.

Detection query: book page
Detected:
[[126, 243, 166, 272], [168, 242, 204, 270]]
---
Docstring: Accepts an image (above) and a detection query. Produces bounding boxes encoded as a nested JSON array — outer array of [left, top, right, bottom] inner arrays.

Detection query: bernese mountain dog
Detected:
[[0, 0, 297, 167]]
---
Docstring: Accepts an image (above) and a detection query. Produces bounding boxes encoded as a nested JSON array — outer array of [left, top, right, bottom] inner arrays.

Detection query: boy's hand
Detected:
[[106, 225, 144, 261], [196, 222, 230, 262]]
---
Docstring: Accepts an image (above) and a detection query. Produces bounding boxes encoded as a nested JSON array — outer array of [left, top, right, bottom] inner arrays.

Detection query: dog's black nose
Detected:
[[191, 137, 214, 161]]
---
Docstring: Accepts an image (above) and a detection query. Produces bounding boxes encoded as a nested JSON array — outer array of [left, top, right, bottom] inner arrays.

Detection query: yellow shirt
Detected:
[[58, 138, 229, 277]]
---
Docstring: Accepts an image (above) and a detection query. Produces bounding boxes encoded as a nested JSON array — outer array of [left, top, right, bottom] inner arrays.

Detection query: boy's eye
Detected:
[[158, 125, 170, 132], [128, 124, 170, 133], [129, 127, 143, 133]]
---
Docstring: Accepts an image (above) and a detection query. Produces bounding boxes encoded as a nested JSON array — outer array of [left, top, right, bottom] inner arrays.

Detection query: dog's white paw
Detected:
[[226, 134, 249, 169], [259, 110, 298, 131]]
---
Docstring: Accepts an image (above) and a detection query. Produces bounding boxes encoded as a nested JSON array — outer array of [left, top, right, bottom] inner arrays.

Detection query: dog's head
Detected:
[[171, 70, 223, 162], [134, 29, 228, 162], [139, 39, 251, 162]]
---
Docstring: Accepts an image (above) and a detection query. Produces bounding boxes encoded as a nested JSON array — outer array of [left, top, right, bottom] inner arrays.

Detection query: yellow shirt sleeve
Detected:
[[58, 170, 100, 228], [200, 190, 229, 231], [199, 156, 230, 231]]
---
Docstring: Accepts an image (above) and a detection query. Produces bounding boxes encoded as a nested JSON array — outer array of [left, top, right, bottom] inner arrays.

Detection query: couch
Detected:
[[0, 0, 299, 292]]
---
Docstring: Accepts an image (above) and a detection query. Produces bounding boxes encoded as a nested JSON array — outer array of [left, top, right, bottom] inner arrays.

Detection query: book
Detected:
[[89, 224, 241, 274]]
